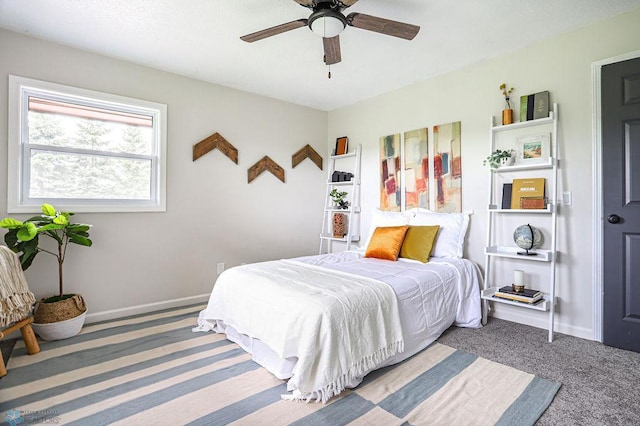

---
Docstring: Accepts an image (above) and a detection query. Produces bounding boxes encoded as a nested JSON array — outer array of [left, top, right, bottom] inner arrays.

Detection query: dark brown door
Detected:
[[602, 56, 640, 353]]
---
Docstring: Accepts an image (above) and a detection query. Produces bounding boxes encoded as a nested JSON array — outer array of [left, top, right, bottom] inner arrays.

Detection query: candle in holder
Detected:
[[513, 270, 525, 292]]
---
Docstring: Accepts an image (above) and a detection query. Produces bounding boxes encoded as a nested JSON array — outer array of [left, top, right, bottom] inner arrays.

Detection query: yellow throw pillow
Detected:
[[365, 225, 410, 261], [399, 225, 440, 263]]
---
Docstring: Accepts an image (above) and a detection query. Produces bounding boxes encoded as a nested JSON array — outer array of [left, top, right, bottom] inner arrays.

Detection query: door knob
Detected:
[[607, 214, 621, 224]]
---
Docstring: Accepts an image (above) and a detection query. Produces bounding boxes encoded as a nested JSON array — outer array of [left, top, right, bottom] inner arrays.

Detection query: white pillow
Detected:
[[406, 209, 471, 258], [364, 208, 410, 248]]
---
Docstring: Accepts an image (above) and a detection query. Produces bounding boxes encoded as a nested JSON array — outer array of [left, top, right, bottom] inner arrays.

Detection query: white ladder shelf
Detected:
[[319, 144, 361, 254], [481, 103, 559, 342]]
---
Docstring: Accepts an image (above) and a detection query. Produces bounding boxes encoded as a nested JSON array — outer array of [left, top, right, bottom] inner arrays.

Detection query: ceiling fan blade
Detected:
[[323, 35, 341, 65], [292, 0, 317, 7], [336, 0, 359, 7], [346, 13, 420, 40], [240, 19, 308, 43]]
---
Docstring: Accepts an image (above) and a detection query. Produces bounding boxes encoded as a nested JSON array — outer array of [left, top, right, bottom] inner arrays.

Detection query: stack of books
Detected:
[[493, 286, 543, 304]]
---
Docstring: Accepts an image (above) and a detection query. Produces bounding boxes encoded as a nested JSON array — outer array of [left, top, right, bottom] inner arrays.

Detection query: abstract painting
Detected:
[[379, 133, 401, 211], [433, 121, 462, 212], [403, 128, 429, 210]]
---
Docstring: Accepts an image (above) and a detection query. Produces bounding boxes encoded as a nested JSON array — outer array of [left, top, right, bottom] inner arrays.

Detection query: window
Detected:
[[8, 75, 167, 213]]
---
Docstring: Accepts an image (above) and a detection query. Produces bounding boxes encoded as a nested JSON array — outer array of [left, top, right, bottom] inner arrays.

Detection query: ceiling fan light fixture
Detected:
[[309, 9, 346, 38]]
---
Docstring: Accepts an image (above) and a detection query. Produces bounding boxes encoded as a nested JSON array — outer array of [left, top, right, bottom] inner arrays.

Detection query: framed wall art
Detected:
[[517, 133, 550, 165], [433, 121, 462, 213], [403, 128, 429, 210], [379, 133, 401, 211]]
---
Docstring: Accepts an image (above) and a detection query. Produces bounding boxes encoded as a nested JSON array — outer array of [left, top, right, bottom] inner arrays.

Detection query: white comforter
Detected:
[[195, 252, 482, 402], [195, 258, 405, 402]]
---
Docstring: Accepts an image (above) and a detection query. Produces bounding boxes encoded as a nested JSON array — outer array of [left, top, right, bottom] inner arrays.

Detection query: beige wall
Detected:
[[0, 29, 328, 320], [328, 8, 640, 339]]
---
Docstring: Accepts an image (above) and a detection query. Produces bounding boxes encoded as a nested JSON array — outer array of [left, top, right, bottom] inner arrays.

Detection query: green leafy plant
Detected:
[[483, 149, 515, 170], [329, 188, 350, 209], [0, 203, 92, 300]]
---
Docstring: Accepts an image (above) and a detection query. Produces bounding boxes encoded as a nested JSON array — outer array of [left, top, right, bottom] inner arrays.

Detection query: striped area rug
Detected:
[[0, 304, 559, 425]]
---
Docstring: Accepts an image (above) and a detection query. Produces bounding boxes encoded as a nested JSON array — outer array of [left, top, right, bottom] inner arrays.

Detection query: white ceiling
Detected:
[[2, 0, 640, 111]]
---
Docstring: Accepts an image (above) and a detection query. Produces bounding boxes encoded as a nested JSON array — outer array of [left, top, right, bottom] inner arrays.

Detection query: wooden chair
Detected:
[[0, 245, 40, 377], [0, 317, 40, 377]]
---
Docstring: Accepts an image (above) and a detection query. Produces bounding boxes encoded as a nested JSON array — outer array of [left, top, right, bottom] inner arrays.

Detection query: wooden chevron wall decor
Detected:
[[193, 132, 238, 164], [292, 144, 323, 170], [248, 156, 285, 183]]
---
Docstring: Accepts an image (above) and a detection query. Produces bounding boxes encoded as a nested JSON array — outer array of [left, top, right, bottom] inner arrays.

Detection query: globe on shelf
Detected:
[[513, 224, 542, 256]]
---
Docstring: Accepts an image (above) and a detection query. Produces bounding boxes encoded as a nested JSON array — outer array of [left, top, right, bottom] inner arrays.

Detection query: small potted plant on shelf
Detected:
[[484, 149, 515, 170], [329, 188, 350, 210], [0, 203, 92, 340]]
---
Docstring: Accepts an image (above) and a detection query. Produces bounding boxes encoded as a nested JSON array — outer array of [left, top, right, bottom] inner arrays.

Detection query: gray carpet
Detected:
[[438, 318, 640, 425]]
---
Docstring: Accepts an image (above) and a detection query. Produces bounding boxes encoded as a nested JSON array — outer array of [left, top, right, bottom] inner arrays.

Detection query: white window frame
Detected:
[[8, 75, 167, 213]]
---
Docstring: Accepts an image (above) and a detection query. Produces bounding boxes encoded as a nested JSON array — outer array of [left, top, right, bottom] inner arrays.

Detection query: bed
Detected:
[[194, 209, 482, 402]]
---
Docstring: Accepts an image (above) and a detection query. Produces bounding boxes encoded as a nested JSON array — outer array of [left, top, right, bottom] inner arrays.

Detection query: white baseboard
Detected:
[[85, 294, 210, 324], [489, 311, 594, 341]]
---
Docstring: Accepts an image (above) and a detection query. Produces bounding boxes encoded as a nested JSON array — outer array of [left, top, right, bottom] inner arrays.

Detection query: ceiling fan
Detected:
[[240, 0, 420, 66]]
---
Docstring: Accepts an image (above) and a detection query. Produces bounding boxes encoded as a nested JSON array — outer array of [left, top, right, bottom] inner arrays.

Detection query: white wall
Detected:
[[328, 9, 640, 340], [2, 8, 639, 337], [0, 29, 328, 320]]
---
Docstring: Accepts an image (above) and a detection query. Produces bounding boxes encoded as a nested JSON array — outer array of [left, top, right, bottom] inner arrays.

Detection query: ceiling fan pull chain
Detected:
[[328, 64, 332, 79]]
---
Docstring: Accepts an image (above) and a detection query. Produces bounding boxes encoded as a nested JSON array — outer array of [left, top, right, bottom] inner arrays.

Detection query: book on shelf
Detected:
[[519, 95, 528, 122], [533, 91, 550, 120], [493, 293, 543, 304], [520, 91, 550, 121], [511, 178, 545, 210], [493, 294, 544, 305], [494, 286, 543, 303], [526, 94, 535, 121], [501, 183, 512, 209], [497, 286, 542, 297]]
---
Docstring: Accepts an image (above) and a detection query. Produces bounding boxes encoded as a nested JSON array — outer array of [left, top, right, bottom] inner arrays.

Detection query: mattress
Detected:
[[199, 251, 482, 389]]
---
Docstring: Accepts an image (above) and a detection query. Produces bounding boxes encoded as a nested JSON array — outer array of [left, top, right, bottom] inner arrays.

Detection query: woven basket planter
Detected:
[[34, 294, 86, 324], [31, 310, 86, 341], [32, 294, 87, 340]]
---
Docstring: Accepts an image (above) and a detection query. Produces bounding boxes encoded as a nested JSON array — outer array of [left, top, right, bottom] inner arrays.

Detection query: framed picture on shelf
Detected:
[[516, 133, 550, 165], [335, 136, 349, 155]]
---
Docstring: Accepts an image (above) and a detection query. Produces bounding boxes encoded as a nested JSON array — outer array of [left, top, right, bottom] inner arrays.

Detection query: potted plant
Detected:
[[329, 188, 350, 210], [0, 203, 92, 340], [483, 149, 515, 170]]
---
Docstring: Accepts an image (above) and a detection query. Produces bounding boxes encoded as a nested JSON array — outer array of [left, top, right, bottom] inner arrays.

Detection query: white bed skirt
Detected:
[[211, 313, 456, 389]]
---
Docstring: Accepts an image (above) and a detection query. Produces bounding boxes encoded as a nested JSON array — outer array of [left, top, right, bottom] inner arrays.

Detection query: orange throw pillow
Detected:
[[365, 225, 410, 261]]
